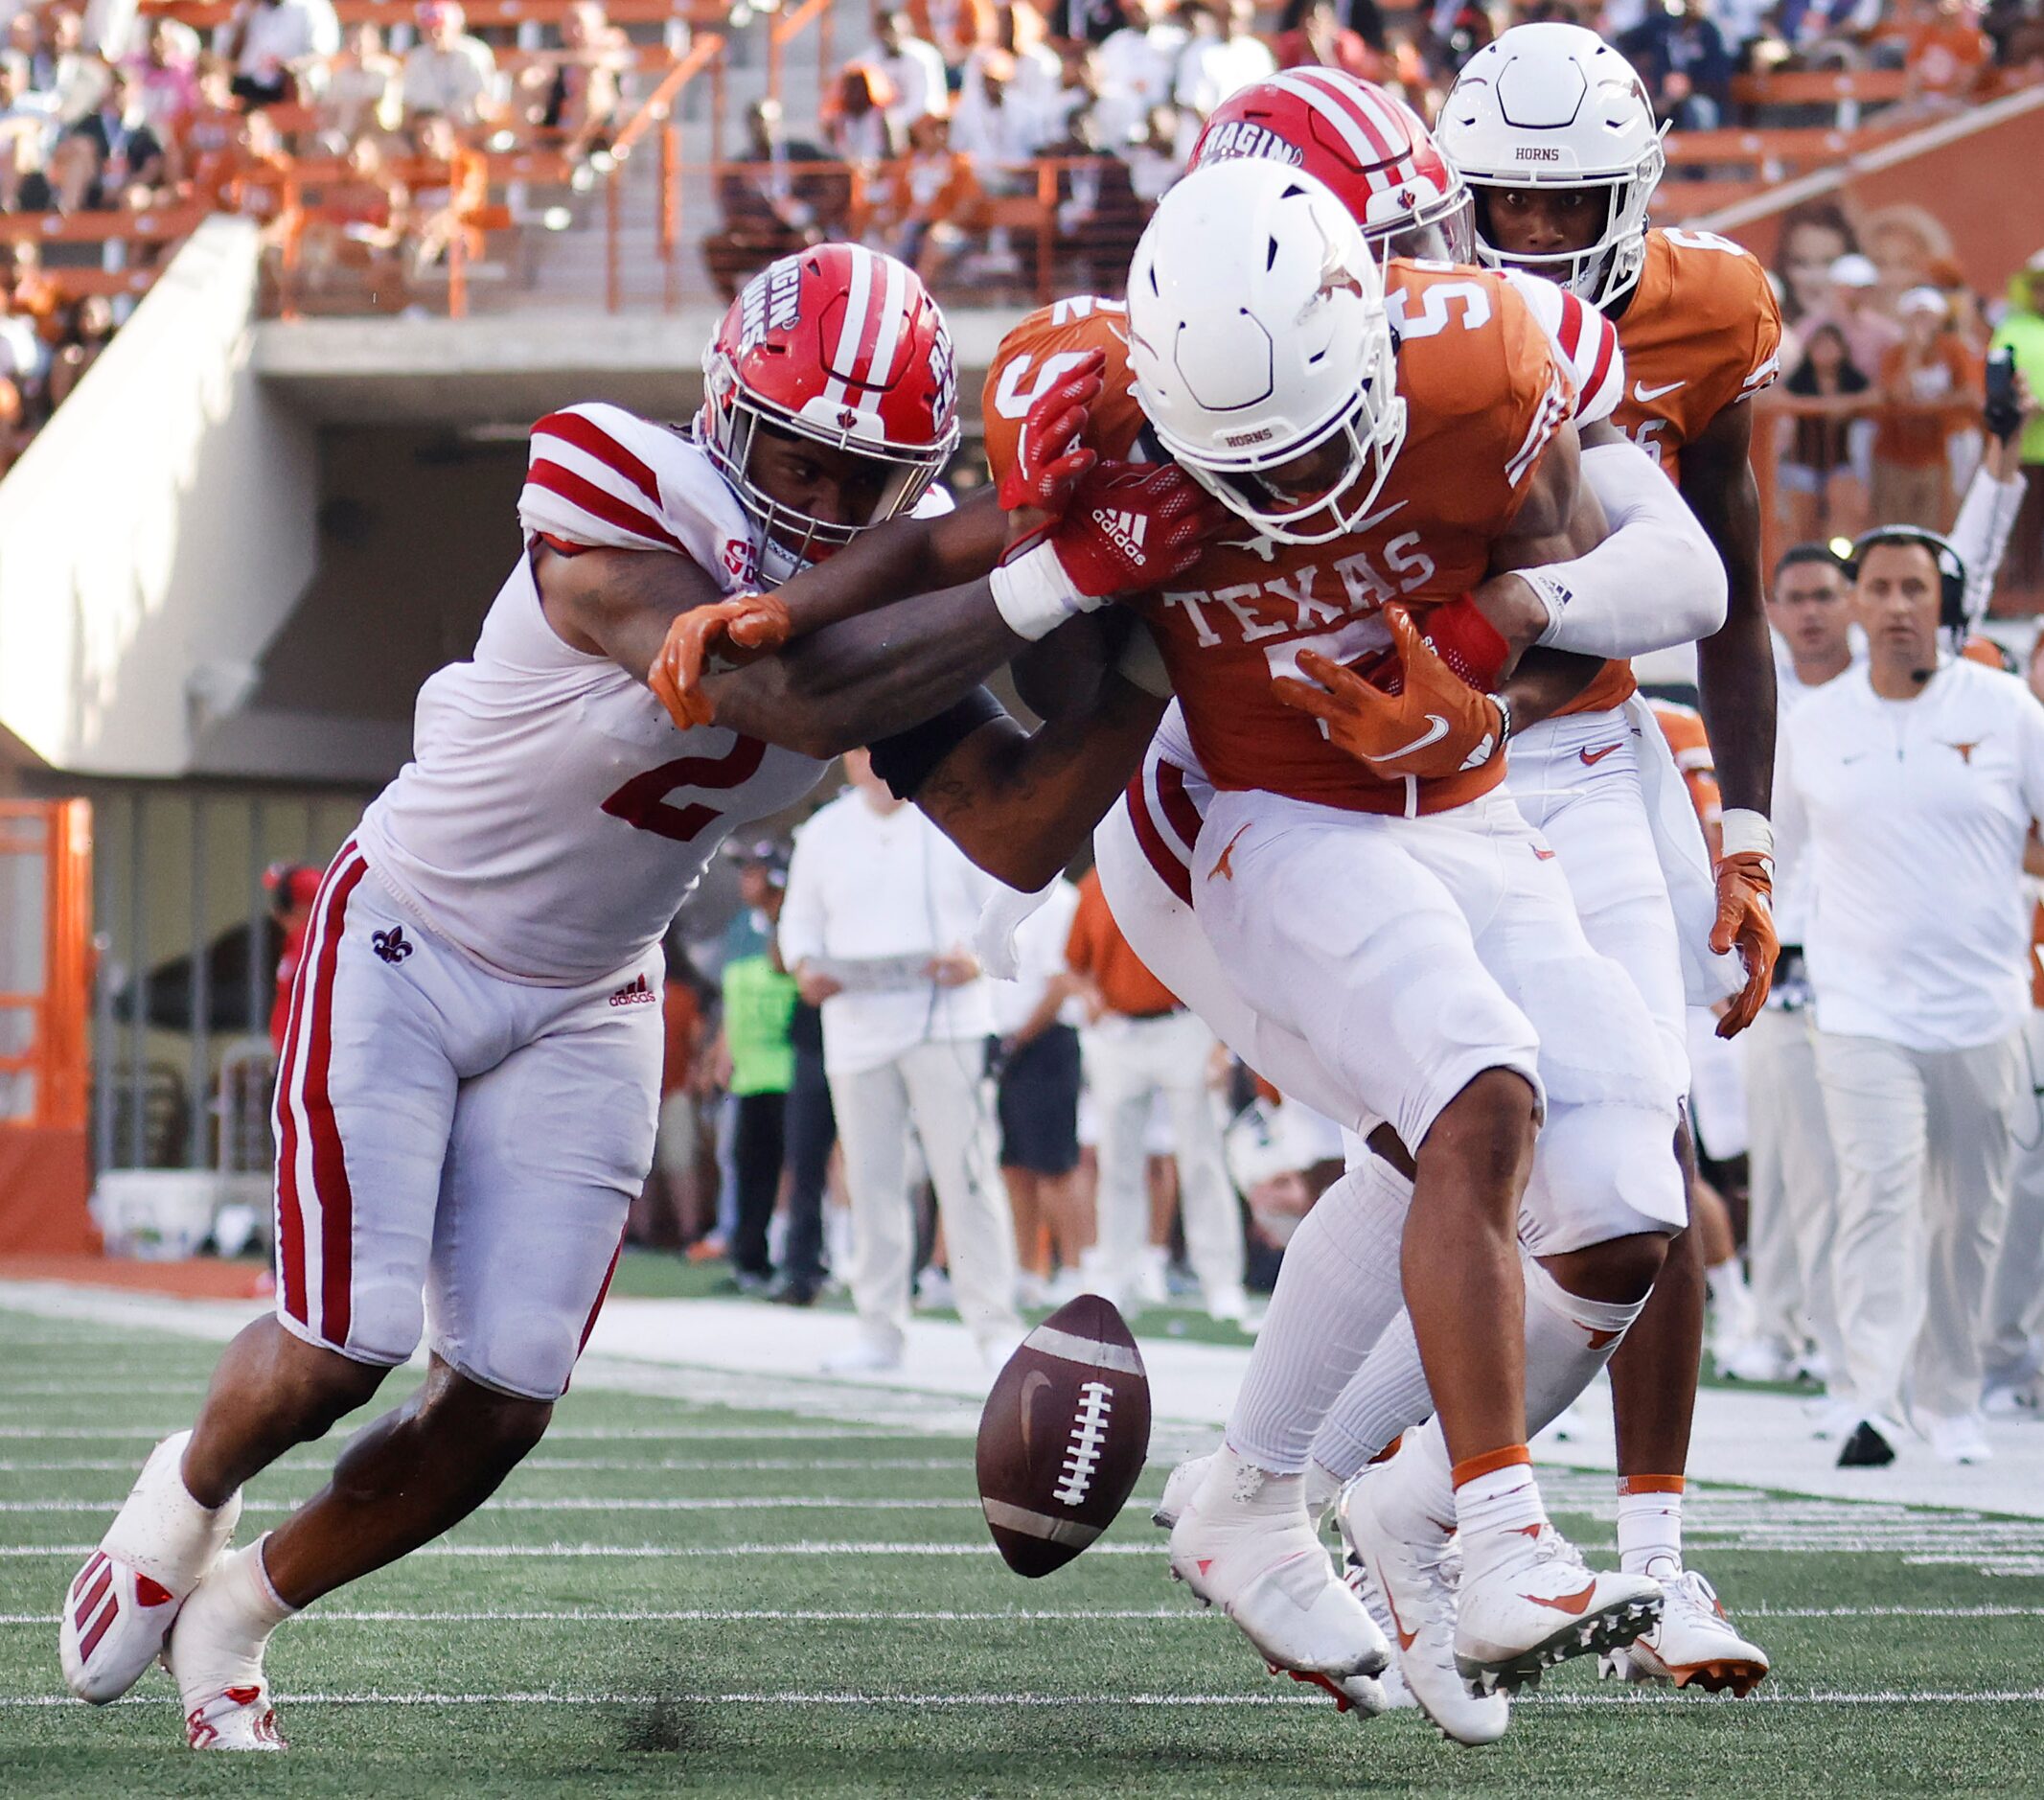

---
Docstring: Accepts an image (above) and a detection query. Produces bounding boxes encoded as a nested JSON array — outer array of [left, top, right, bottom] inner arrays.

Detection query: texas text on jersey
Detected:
[[355, 403, 827, 986], [982, 267, 1573, 819]]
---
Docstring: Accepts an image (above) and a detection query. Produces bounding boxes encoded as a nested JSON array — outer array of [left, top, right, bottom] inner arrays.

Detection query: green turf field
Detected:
[[2, 1303, 2041, 1798]]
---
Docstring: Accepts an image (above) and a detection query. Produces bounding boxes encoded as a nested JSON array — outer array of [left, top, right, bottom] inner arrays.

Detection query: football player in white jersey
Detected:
[[57, 243, 1220, 1752]]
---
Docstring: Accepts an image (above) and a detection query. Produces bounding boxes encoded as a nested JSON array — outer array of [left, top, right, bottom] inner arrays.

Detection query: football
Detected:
[[976, 1294, 1152, 1578]]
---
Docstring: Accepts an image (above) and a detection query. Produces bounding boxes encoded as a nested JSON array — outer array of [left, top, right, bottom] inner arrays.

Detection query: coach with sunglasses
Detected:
[[1780, 526, 2044, 1470]]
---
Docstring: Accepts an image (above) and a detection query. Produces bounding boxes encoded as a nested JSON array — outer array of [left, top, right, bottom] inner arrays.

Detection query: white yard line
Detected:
[[0, 1457, 973, 1473], [3, 1602, 2038, 1627], [3, 1687, 2041, 1709], [0, 1425, 918, 1442], [0, 1541, 1166, 1558], [0, 1497, 992, 1513]]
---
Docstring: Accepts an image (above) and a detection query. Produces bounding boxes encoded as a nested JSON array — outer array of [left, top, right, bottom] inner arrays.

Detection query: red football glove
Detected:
[[648, 590, 792, 731], [989, 461, 1226, 639], [998, 347, 1103, 518], [1271, 603, 1506, 781], [1711, 851, 1779, 1038], [1050, 460, 1227, 593]]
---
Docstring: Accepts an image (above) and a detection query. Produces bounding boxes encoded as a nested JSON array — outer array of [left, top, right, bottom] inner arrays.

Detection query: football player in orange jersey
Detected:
[[1421, 21, 1780, 1693], [658, 86, 1737, 1735], [982, 157, 1694, 1702]]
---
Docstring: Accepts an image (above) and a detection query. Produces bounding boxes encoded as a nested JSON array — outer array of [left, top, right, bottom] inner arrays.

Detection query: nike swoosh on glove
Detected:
[[998, 347, 1103, 518], [649, 589, 793, 731], [1270, 603, 1506, 780], [1710, 851, 1778, 1037]]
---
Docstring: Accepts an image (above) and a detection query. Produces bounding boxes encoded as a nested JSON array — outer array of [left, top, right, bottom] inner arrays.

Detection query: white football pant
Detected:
[[270, 842, 660, 1401]]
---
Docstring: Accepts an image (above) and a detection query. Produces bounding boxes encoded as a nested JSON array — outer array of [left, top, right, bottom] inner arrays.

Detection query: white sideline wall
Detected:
[[0, 218, 318, 776]]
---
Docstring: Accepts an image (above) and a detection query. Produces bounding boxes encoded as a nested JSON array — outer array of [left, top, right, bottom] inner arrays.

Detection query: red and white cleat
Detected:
[[59, 1431, 241, 1704], [186, 1684, 287, 1751], [1599, 1568, 1770, 1696]]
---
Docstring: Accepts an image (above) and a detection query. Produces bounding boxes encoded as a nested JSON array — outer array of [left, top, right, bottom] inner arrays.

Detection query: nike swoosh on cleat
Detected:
[[1525, 1581, 1598, 1614], [1578, 743, 1622, 767], [1378, 1572, 1419, 1651]]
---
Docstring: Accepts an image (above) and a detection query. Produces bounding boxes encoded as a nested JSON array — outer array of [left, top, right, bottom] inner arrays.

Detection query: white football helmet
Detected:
[[1435, 23, 1666, 309], [1125, 159, 1406, 546]]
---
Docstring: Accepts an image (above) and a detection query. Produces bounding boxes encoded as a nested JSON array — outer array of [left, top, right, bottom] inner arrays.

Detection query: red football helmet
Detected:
[[700, 243, 962, 581], [1188, 70, 1473, 263]]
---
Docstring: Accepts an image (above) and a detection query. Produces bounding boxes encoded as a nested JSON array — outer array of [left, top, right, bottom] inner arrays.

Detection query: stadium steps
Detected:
[[495, 12, 838, 313]]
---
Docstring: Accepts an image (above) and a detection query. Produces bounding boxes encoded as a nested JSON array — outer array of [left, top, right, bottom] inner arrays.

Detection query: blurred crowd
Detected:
[[0, 0, 641, 470], [707, 0, 2038, 299], [1771, 207, 2044, 597]]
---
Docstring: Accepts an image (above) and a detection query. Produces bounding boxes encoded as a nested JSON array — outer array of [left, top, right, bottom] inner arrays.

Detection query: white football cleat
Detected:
[[185, 1684, 287, 1751], [1340, 1553, 1416, 1711], [1455, 1525, 1662, 1696], [1265, 1662, 1389, 1719], [1151, 1453, 1214, 1533], [1338, 1474, 1508, 1744], [59, 1431, 241, 1704], [1599, 1568, 1769, 1696], [1167, 1469, 1388, 1679]]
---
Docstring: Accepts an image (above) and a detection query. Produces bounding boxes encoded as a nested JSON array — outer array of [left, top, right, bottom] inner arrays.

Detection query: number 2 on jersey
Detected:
[[602, 736, 767, 843]]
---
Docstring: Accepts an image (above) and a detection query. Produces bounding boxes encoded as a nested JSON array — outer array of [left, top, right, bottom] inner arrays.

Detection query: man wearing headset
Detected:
[[1779, 525, 2044, 1470]]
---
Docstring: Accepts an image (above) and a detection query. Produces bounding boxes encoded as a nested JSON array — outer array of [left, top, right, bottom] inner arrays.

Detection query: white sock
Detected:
[[1367, 1419, 1458, 1549], [110, 1431, 240, 1593], [1522, 1258, 1648, 1437], [172, 1535, 296, 1707], [1196, 1443, 1308, 1526], [1223, 1159, 1412, 1474], [1615, 1478, 1685, 1579], [1306, 1253, 1646, 1488], [1452, 1448, 1550, 1581]]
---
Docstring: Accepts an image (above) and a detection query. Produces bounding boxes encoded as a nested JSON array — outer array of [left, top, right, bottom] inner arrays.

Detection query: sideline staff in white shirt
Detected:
[[1781, 527, 2044, 1467], [1737, 545, 1856, 1392], [779, 751, 1021, 1373]]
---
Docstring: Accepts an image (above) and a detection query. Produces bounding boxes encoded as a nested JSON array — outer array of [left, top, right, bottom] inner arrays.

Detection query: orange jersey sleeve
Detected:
[[1610, 228, 1783, 482], [982, 297, 1145, 485]]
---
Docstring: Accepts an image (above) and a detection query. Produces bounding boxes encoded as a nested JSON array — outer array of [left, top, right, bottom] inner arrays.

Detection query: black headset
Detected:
[[1846, 525, 1969, 632]]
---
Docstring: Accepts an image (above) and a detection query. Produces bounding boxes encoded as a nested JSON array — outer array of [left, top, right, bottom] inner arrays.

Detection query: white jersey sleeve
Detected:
[[520, 404, 764, 588], [356, 412, 820, 985], [1503, 270, 1625, 427]]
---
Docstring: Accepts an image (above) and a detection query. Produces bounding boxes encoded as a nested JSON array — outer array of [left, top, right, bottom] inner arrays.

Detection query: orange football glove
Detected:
[[1711, 849, 1779, 1038], [1270, 605, 1505, 781], [648, 590, 792, 731]]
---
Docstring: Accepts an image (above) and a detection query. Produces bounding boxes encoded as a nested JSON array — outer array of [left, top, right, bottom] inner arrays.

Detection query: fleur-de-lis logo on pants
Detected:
[[372, 926, 413, 965]]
